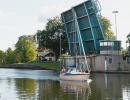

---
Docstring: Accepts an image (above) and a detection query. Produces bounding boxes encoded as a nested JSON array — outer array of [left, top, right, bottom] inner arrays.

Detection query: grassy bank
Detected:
[[24, 62, 63, 69]]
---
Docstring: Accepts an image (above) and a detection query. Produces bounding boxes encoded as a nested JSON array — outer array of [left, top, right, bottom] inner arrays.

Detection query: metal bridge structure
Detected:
[[61, 0, 105, 56]]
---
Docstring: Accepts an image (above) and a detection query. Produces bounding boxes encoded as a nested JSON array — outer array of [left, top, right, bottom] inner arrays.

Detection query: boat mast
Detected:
[[72, 8, 89, 71], [72, 8, 78, 69]]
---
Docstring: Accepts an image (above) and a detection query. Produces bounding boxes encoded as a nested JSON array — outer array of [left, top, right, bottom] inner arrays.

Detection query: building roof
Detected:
[[37, 52, 51, 57]]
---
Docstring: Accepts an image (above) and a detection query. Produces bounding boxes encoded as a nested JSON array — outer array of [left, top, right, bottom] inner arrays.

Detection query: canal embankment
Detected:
[[91, 71, 130, 74], [0, 64, 61, 71], [1, 64, 130, 74]]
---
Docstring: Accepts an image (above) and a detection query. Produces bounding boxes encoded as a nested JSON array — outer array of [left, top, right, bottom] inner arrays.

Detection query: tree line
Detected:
[[0, 15, 118, 65], [0, 35, 37, 65]]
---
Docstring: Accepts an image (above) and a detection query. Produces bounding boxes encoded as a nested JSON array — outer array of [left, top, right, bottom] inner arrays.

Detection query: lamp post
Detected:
[[112, 11, 118, 40], [59, 29, 62, 69], [126, 40, 129, 55]]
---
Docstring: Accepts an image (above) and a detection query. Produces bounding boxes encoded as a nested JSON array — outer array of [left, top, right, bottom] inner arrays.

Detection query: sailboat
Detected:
[[60, 59, 90, 81], [60, 8, 90, 81]]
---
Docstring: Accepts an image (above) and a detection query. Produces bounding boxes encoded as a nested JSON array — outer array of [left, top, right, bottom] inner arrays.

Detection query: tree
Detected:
[[14, 49, 21, 63], [0, 50, 5, 65], [5, 47, 15, 64], [121, 47, 126, 56], [35, 16, 69, 60], [37, 46, 49, 52], [127, 33, 130, 43], [35, 30, 49, 52], [126, 33, 130, 55], [99, 16, 116, 40], [15, 35, 37, 63]]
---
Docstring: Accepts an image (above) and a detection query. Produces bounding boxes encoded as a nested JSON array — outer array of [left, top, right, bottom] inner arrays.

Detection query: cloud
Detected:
[[0, 24, 30, 34], [0, 10, 14, 18], [29, 17, 46, 30], [38, 5, 67, 23]]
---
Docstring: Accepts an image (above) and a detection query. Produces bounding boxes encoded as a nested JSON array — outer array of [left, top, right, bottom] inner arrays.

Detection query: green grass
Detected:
[[61, 54, 70, 57], [25, 62, 63, 69]]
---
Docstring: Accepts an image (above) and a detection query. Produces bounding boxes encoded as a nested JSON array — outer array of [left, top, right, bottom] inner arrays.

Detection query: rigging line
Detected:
[[72, 14, 76, 56], [73, 12, 78, 57], [72, 19, 75, 56], [73, 11, 78, 58], [72, 8, 89, 71], [71, 9, 78, 69]]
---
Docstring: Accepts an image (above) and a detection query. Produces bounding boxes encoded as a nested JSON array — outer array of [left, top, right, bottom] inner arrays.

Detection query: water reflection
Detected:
[[1, 69, 130, 100], [60, 81, 91, 100], [0, 68, 60, 80], [89, 73, 130, 100], [37, 80, 61, 100], [14, 78, 37, 100], [0, 69, 60, 100]]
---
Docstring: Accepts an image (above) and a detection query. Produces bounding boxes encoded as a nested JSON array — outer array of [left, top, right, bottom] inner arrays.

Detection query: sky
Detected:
[[0, 0, 130, 52]]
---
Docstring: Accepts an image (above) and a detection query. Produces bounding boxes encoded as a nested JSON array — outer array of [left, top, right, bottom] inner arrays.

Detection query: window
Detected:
[[100, 41, 114, 47], [127, 58, 130, 64], [104, 42, 107, 46], [49, 58, 52, 61], [109, 58, 113, 64], [108, 42, 114, 46], [100, 42, 103, 46]]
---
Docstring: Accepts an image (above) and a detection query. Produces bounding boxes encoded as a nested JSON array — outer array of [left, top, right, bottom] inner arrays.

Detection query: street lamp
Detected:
[[58, 29, 62, 69], [126, 40, 129, 54], [112, 11, 118, 40]]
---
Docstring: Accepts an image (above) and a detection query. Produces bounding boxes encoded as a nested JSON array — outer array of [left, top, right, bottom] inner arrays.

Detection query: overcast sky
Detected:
[[0, 0, 130, 52]]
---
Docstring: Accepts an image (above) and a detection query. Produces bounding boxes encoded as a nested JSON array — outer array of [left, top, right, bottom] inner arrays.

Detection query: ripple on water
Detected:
[[0, 68, 60, 80], [1, 69, 130, 100]]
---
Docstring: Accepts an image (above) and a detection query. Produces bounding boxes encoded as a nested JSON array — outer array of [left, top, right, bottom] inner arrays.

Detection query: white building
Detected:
[[37, 52, 55, 61]]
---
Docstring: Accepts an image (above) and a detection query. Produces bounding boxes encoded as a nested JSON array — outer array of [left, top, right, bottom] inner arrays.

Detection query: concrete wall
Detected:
[[63, 57, 90, 70], [78, 57, 90, 70], [63, 57, 75, 68], [100, 51, 122, 55], [106, 56, 130, 71], [63, 55, 130, 72], [92, 56, 105, 71]]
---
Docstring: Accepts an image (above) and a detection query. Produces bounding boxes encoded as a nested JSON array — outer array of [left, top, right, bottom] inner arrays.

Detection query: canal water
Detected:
[[0, 68, 130, 100]]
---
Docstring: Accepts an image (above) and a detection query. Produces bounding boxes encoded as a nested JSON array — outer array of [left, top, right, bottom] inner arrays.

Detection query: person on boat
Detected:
[[81, 62, 85, 72], [65, 67, 71, 73], [61, 67, 65, 73]]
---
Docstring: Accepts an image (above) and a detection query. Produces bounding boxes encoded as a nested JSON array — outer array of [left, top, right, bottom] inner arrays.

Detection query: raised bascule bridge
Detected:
[[61, 0, 127, 72], [61, 0, 105, 56]]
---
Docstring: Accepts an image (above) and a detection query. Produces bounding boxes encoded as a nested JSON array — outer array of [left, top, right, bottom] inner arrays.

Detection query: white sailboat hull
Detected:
[[60, 73, 90, 81]]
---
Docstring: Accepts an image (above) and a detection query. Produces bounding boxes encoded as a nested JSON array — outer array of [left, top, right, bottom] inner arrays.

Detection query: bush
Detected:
[[57, 58, 62, 61]]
